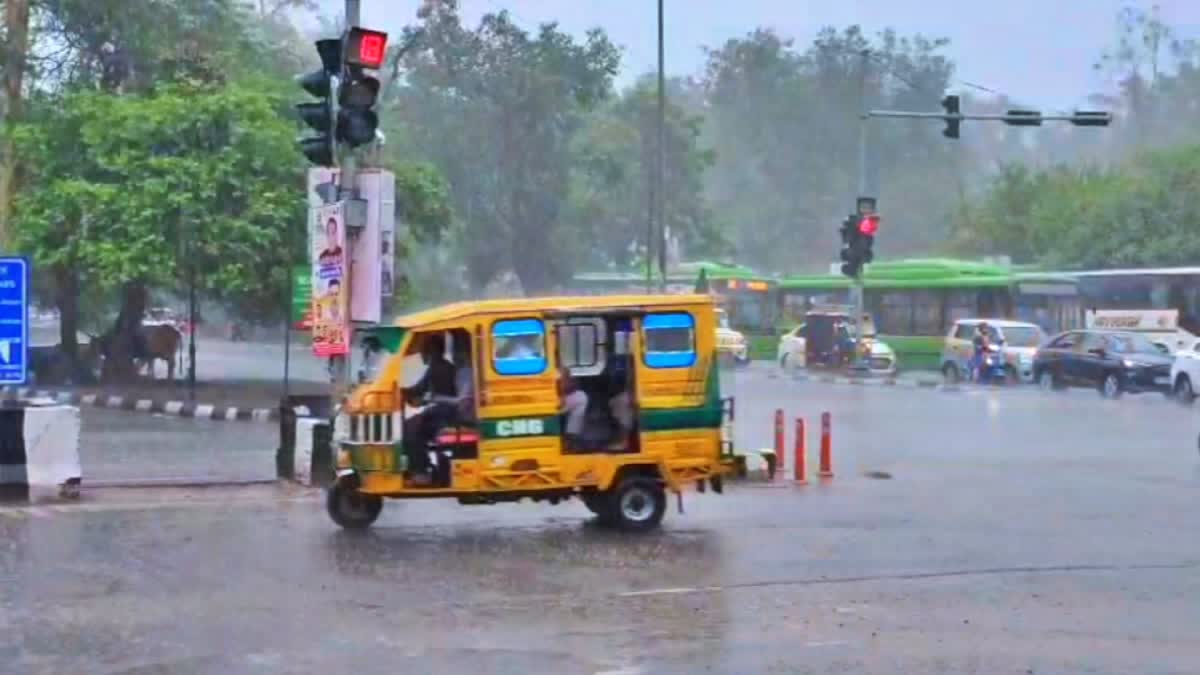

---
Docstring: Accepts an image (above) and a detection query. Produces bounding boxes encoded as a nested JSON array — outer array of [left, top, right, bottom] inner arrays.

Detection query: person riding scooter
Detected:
[[972, 322, 1007, 384], [971, 322, 992, 382]]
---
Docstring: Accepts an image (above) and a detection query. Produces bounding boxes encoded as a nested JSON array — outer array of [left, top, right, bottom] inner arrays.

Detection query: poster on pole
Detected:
[[311, 202, 348, 356]]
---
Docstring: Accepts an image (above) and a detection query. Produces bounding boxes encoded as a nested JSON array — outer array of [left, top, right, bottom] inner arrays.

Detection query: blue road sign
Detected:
[[0, 257, 28, 385]]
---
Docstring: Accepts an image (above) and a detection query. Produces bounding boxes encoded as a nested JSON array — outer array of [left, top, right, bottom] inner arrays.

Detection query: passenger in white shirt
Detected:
[[559, 368, 588, 442]]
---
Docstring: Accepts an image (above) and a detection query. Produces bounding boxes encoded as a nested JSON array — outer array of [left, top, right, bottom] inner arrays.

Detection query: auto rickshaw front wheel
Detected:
[[326, 483, 384, 530]]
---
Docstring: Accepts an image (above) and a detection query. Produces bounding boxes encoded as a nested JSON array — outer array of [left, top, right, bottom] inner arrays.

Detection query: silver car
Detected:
[[941, 319, 1047, 383]]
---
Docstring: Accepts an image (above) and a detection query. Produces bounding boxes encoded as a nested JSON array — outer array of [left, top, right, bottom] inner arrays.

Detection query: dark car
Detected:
[[1033, 329, 1173, 398]]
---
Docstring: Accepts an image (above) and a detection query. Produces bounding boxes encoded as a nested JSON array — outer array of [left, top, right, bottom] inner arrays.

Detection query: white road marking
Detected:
[[617, 586, 722, 598]]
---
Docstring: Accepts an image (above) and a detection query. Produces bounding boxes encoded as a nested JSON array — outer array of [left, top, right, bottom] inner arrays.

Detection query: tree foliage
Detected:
[[14, 80, 305, 295], [697, 26, 960, 272], [387, 0, 620, 293], [567, 76, 722, 271]]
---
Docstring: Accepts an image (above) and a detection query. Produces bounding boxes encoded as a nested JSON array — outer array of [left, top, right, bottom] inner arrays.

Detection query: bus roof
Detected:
[[572, 260, 769, 285], [394, 294, 714, 329], [1067, 267, 1200, 277], [779, 258, 1078, 291]]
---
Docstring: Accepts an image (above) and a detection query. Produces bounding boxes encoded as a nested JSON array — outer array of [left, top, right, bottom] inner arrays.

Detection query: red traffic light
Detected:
[[345, 27, 388, 69], [858, 214, 879, 236]]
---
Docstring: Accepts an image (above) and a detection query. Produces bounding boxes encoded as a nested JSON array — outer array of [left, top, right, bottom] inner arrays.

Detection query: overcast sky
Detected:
[[319, 0, 1200, 109]]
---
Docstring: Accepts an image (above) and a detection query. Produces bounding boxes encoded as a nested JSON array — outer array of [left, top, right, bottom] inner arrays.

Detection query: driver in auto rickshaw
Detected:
[[400, 333, 463, 484]]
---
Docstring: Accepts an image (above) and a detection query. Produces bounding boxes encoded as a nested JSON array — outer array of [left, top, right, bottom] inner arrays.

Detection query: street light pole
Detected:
[[656, 0, 666, 291]]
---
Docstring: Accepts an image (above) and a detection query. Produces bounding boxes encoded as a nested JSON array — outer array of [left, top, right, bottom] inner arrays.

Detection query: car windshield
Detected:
[[1000, 327, 1042, 347], [1108, 333, 1159, 354], [717, 311, 731, 329]]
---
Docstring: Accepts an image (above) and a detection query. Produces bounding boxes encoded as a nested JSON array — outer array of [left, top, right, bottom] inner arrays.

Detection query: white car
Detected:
[[1169, 338, 1200, 403], [715, 309, 749, 365]]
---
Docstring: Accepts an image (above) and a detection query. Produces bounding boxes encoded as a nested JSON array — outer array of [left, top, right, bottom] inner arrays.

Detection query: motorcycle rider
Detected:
[[971, 321, 992, 381]]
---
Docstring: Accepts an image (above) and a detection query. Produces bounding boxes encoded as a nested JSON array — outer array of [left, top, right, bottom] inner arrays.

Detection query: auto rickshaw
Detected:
[[777, 306, 897, 377], [326, 294, 737, 532]]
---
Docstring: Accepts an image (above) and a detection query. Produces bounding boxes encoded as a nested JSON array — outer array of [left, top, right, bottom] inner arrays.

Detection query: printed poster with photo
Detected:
[[311, 202, 348, 356]]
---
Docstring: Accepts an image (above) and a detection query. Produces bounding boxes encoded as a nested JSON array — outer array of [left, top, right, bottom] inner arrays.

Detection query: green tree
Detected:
[[955, 144, 1200, 270], [12, 81, 305, 380], [386, 0, 619, 293], [568, 76, 723, 272], [698, 26, 961, 272]]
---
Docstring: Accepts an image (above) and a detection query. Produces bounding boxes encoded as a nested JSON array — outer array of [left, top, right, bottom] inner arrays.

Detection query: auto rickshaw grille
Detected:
[[347, 412, 400, 444]]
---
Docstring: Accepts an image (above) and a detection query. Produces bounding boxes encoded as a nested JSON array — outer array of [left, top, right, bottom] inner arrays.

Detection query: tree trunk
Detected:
[[0, 0, 31, 248], [101, 281, 148, 383], [54, 264, 82, 381]]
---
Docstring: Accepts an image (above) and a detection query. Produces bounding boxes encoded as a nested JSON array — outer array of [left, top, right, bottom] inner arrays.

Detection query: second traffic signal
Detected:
[[839, 213, 880, 278], [840, 214, 861, 278]]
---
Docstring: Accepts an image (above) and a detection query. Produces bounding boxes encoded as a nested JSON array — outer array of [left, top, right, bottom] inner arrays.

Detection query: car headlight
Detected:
[[1122, 359, 1136, 369]]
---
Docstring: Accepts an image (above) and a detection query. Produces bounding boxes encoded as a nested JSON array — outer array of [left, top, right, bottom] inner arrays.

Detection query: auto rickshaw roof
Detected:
[[393, 294, 715, 329]]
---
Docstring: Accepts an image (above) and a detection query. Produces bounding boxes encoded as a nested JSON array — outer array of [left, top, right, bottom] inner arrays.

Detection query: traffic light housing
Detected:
[[840, 215, 861, 278], [296, 38, 342, 167], [941, 95, 960, 139], [336, 27, 387, 149]]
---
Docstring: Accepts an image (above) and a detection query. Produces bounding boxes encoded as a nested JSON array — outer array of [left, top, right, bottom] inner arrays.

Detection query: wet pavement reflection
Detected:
[[3, 368, 1200, 673]]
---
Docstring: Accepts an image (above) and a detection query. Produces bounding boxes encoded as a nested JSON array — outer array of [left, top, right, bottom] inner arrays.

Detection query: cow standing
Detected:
[[137, 323, 184, 379], [96, 323, 184, 381]]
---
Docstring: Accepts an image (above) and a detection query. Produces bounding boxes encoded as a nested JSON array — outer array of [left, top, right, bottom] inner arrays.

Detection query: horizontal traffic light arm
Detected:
[[867, 109, 1112, 127]]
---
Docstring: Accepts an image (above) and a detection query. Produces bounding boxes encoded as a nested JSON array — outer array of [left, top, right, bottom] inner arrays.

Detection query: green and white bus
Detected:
[[570, 260, 779, 338], [777, 259, 1083, 369]]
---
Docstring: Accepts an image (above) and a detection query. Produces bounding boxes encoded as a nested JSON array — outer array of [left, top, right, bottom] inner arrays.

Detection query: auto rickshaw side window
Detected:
[[642, 312, 697, 369], [492, 318, 547, 376]]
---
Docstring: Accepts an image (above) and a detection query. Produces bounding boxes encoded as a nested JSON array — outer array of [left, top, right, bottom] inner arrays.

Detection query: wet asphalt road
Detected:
[[79, 408, 278, 484], [4, 369, 1200, 673]]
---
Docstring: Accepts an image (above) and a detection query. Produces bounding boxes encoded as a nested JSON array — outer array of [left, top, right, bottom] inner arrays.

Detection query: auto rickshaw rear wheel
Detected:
[[597, 476, 667, 532], [326, 483, 383, 530]]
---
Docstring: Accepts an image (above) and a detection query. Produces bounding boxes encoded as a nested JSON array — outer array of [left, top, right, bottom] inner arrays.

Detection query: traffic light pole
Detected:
[[851, 49, 870, 373], [332, 0, 363, 402]]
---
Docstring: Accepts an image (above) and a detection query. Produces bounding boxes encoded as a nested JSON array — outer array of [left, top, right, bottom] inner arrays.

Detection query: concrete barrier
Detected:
[[0, 403, 82, 501], [293, 417, 333, 487]]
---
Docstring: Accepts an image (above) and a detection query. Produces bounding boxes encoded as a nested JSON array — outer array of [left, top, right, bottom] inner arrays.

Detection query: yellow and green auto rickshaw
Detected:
[[327, 294, 737, 532]]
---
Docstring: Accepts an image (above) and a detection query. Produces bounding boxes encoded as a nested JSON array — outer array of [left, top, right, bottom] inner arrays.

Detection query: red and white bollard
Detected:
[[794, 417, 807, 484], [773, 408, 785, 477], [819, 411, 834, 479]]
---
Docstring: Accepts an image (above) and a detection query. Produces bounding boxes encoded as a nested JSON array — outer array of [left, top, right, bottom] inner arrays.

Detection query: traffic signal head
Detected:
[[337, 72, 381, 147], [336, 27, 387, 149], [840, 214, 862, 278], [296, 38, 343, 167], [1070, 110, 1112, 127], [858, 214, 878, 264], [941, 95, 960, 139]]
